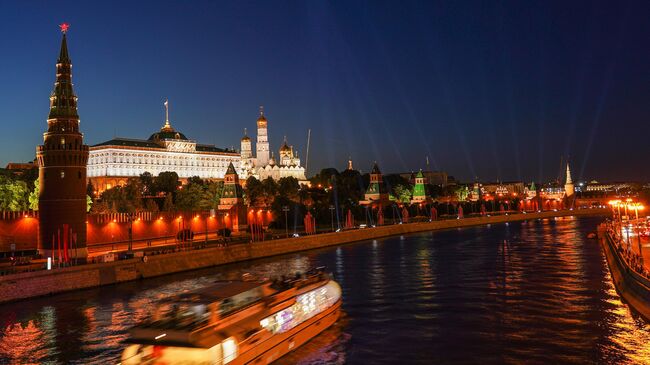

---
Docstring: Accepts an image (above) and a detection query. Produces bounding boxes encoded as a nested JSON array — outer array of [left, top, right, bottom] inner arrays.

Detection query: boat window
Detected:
[[260, 285, 338, 334], [218, 289, 262, 315], [154, 302, 210, 327]]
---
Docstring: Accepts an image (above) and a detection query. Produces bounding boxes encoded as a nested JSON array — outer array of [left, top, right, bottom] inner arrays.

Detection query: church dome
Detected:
[[279, 140, 291, 152], [241, 135, 251, 142]]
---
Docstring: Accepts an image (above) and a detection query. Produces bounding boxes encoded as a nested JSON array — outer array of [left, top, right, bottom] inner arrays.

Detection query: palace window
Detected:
[[60, 171, 65, 179]]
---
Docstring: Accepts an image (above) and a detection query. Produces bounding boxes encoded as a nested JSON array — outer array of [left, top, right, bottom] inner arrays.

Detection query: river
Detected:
[[1, 216, 649, 364]]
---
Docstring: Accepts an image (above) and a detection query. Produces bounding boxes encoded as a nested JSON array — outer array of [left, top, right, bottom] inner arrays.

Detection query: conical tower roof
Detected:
[[57, 33, 70, 64], [371, 162, 381, 175], [225, 162, 237, 175], [48, 32, 78, 119]]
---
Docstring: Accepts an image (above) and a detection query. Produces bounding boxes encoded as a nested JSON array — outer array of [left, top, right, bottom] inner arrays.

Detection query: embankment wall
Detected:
[[0, 208, 608, 304]]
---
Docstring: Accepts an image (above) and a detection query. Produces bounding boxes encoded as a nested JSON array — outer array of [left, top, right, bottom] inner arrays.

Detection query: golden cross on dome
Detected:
[[59, 23, 70, 34]]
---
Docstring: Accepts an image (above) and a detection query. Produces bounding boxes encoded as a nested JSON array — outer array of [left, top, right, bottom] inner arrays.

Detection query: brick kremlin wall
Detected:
[[0, 210, 252, 252], [0, 208, 609, 304]]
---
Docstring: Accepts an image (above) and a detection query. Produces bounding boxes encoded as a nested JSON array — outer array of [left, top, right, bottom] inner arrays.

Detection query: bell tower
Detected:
[[256, 106, 270, 167], [36, 24, 89, 260]]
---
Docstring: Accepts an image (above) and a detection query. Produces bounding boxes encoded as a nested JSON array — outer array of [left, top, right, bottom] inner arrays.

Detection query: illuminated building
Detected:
[[36, 25, 89, 259], [360, 163, 390, 206], [218, 162, 246, 231], [411, 170, 430, 203], [239, 107, 306, 182], [87, 100, 240, 193]]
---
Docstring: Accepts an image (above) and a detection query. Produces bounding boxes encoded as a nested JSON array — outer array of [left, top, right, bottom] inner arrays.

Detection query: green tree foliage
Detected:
[[175, 178, 205, 211], [0, 175, 30, 211], [200, 181, 223, 210], [29, 179, 40, 210], [393, 184, 413, 203], [97, 178, 144, 213]]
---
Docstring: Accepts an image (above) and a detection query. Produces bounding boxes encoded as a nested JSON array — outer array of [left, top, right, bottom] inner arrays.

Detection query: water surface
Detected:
[[1, 216, 649, 364]]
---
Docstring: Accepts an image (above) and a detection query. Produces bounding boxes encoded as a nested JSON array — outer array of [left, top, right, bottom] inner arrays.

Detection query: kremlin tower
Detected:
[[36, 25, 89, 260], [564, 162, 575, 197]]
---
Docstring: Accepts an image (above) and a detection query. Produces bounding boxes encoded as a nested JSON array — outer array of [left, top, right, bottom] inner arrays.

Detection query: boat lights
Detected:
[[222, 337, 238, 364]]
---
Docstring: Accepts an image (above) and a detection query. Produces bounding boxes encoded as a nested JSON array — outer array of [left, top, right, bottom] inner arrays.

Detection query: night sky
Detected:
[[1, 1, 649, 182]]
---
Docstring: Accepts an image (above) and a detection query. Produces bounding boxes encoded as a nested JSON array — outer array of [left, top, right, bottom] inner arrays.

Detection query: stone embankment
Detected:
[[0, 208, 608, 304], [599, 224, 650, 321]]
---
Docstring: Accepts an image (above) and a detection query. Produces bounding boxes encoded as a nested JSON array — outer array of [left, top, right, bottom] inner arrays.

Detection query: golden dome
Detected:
[[280, 137, 291, 152]]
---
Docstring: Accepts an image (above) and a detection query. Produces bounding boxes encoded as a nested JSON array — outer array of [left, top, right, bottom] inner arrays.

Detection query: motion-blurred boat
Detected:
[[121, 268, 342, 364]]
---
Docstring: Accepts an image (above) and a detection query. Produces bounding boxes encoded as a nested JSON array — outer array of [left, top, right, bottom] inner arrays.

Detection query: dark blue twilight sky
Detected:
[[1, 1, 649, 182]]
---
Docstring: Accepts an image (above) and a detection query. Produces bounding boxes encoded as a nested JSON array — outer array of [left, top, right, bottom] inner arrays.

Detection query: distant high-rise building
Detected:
[[36, 25, 89, 260]]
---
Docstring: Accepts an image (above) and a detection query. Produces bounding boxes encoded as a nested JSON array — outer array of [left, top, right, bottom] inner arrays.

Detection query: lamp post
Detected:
[[282, 206, 289, 238], [128, 212, 134, 254]]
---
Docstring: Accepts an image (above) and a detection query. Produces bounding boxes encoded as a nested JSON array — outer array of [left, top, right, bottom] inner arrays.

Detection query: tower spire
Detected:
[[49, 25, 77, 119], [565, 162, 573, 184]]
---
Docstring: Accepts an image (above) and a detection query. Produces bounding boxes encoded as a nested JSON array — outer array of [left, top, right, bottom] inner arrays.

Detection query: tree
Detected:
[[86, 181, 96, 201], [155, 171, 180, 195], [0, 175, 30, 211], [29, 179, 39, 210], [139, 172, 155, 196], [200, 181, 223, 210], [86, 195, 93, 212], [175, 182, 204, 211], [393, 184, 412, 203], [278, 176, 300, 202], [162, 193, 174, 212], [244, 177, 264, 207]]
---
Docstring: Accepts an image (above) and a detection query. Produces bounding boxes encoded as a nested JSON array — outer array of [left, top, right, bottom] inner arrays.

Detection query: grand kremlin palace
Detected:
[[87, 105, 306, 193]]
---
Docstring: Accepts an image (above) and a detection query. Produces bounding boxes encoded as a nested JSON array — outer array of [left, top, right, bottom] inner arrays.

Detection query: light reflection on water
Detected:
[[1, 217, 650, 364]]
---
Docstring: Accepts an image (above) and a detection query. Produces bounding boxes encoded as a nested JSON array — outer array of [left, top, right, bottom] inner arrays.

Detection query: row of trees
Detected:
[[91, 172, 224, 214]]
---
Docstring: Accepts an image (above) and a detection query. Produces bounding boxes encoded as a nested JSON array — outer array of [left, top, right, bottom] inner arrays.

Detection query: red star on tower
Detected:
[[59, 23, 70, 34]]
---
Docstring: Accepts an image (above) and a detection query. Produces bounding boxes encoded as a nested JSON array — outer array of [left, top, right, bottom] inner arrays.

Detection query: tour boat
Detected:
[[121, 269, 342, 365]]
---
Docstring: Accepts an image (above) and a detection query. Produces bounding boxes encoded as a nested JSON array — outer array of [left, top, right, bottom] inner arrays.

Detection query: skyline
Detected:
[[2, 1, 650, 182]]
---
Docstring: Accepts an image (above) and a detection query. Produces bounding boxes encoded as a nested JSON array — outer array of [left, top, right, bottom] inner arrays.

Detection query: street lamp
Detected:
[[329, 205, 335, 232], [282, 206, 289, 238]]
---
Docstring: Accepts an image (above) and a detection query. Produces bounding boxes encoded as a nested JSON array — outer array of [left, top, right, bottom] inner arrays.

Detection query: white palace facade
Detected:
[[87, 103, 306, 193], [87, 104, 240, 192]]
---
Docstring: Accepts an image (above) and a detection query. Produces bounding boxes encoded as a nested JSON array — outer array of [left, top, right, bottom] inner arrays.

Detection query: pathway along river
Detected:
[[2, 216, 650, 364]]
